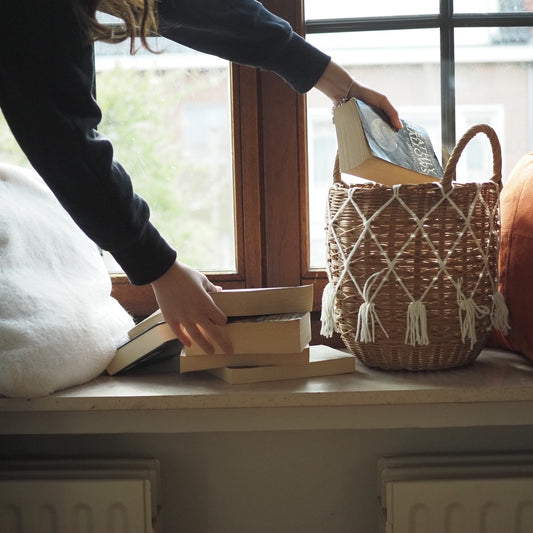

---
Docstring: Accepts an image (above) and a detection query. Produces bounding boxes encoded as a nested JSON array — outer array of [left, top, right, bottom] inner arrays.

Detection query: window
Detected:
[[304, 0, 533, 269], [94, 34, 236, 273], [95, 17, 268, 314], [1, 1, 532, 337]]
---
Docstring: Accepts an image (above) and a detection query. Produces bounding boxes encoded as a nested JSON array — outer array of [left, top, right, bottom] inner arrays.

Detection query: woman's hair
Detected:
[[76, 0, 158, 53]]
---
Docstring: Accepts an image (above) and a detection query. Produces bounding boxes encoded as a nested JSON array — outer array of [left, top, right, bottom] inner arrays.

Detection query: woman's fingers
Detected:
[[151, 260, 233, 355], [193, 320, 233, 355], [182, 322, 215, 354], [166, 315, 233, 355], [167, 321, 193, 348], [349, 82, 403, 130]]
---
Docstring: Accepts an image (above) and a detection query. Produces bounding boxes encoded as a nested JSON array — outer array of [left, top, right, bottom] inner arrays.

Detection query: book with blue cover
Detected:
[[334, 98, 443, 185]]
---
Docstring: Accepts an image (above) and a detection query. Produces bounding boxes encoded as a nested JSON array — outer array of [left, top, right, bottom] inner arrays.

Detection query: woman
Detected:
[[0, 0, 401, 354]]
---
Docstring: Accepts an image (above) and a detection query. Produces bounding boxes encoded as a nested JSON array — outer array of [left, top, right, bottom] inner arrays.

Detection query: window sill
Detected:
[[1, 348, 532, 436]]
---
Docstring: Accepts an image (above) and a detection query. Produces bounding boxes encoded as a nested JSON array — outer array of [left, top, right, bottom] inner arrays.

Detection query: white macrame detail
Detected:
[[354, 270, 389, 343], [323, 180, 507, 346], [491, 290, 510, 334], [320, 281, 337, 337], [457, 284, 490, 349], [356, 301, 383, 343], [405, 300, 430, 346]]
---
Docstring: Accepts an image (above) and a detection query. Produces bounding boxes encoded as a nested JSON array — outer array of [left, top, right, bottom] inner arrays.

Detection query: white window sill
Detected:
[[1, 348, 532, 435]]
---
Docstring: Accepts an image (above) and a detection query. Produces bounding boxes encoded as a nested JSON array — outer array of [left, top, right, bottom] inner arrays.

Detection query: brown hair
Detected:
[[77, 0, 158, 53]]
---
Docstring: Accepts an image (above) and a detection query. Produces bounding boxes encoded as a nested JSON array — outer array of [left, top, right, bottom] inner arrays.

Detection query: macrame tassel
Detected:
[[355, 301, 388, 343], [405, 300, 429, 346], [458, 296, 478, 348], [458, 295, 489, 349], [356, 302, 375, 343], [491, 290, 510, 335], [320, 282, 337, 338], [354, 269, 389, 343]]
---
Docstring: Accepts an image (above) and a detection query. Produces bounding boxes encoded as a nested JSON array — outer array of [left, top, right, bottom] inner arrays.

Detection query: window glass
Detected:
[[94, 36, 236, 273], [0, 31, 236, 274], [455, 0, 533, 13], [304, 0, 439, 19], [455, 26, 533, 182], [306, 29, 441, 269]]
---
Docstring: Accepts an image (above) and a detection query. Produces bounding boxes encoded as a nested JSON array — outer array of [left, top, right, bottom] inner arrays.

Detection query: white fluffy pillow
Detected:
[[0, 162, 134, 398]]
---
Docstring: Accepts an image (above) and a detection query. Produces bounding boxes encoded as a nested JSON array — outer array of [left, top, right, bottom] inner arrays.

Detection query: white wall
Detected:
[[2, 425, 533, 533]]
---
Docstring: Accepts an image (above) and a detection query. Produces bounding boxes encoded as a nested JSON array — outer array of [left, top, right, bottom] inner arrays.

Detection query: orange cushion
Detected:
[[488, 152, 533, 360]]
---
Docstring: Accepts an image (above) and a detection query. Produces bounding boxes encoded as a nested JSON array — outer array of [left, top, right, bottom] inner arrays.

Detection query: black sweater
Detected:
[[0, 0, 330, 284]]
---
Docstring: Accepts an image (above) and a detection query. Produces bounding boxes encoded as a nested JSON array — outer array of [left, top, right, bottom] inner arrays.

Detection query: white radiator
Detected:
[[379, 454, 533, 533], [0, 459, 160, 533]]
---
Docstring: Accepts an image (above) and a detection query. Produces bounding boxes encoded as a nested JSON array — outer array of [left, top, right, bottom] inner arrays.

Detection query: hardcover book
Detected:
[[127, 284, 314, 341], [107, 322, 182, 376], [180, 346, 310, 373], [182, 312, 312, 356], [334, 98, 443, 185], [208, 344, 356, 384]]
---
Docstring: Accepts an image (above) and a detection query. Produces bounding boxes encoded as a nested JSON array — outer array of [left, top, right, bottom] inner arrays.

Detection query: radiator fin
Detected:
[[0, 479, 150, 533], [386, 478, 533, 533], [379, 455, 533, 533], [0, 460, 160, 533]]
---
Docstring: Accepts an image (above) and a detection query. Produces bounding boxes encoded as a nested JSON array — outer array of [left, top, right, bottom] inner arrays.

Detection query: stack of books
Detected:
[[106, 285, 355, 383]]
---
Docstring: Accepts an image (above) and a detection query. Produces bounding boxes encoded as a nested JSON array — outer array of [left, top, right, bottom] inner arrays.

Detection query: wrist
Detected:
[[314, 60, 354, 105], [151, 259, 179, 291]]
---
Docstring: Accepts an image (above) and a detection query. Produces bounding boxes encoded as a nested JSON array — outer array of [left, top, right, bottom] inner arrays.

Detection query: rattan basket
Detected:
[[321, 124, 509, 371]]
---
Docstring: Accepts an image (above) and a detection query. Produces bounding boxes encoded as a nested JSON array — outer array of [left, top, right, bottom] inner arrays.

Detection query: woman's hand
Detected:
[[345, 79, 402, 130], [151, 260, 233, 354], [314, 60, 402, 130]]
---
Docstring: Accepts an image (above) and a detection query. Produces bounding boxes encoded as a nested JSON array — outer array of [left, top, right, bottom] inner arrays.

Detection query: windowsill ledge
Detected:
[[1, 348, 532, 435]]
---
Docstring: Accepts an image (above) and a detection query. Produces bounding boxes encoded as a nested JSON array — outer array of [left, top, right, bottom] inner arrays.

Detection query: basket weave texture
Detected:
[[322, 124, 509, 371]]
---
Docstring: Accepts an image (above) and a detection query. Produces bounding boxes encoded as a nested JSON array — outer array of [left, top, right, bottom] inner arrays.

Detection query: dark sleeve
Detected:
[[0, 1, 176, 285], [157, 0, 331, 94]]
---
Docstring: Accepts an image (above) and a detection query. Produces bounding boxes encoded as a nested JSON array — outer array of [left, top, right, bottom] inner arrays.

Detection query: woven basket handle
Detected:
[[333, 151, 346, 185], [442, 124, 502, 192]]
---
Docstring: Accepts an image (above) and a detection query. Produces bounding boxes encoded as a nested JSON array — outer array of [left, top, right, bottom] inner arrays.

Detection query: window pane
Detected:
[[95, 36, 236, 273], [306, 29, 441, 269], [304, 0, 439, 19], [455, 26, 533, 182], [455, 0, 533, 13]]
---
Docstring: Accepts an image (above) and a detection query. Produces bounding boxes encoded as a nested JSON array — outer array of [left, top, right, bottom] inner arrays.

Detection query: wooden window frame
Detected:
[[111, 61, 267, 317], [112, 0, 325, 318], [113, 1, 533, 346]]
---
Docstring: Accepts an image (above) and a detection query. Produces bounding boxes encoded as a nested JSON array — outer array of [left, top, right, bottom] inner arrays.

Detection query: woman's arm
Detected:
[[157, 0, 331, 93], [157, 0, 400, 125], [0, 1, 233, 353], [0, 0, 177, 286]]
